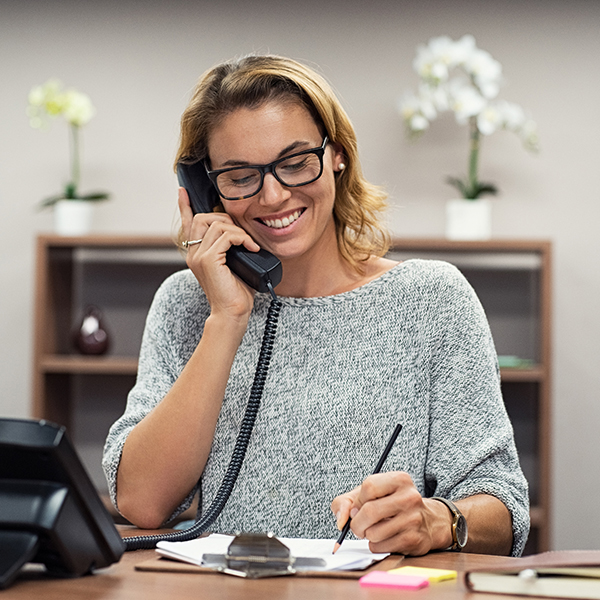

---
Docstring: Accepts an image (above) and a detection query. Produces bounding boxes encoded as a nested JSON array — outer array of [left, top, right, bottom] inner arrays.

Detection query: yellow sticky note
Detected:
[[388, 566, 457, 582]]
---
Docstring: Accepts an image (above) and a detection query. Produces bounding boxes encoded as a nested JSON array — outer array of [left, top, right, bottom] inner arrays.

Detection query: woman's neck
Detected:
[[274, 251, 398, 298]]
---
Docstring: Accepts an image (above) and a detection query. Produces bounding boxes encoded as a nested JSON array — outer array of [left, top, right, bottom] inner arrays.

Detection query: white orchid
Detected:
[[27, 79, 109, 207], [464, 48, 502, 98], [27, 79, 96, 128], [413, 42, 449, 83], [498, 100, 525, 129], [451, 34, 477, 65], [477, 105, 503, 136], [62, 90, 96, 127], [450, 84, 487, 124], [398, 35, 539, 199], [519, 119, 540, 152], [399, 92, 431, 131], [419, 83, 449, 115]]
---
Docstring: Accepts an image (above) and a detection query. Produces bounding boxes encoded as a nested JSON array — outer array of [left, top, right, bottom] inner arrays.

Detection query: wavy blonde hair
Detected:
[[175, 54, 390, 270]]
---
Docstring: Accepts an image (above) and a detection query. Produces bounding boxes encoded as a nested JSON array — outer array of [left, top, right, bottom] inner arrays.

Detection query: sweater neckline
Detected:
[[255, 261, 410, 307]]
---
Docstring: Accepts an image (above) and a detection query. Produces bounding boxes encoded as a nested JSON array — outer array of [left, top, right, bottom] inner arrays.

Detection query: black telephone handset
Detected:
[[177, 161, 282, 294], [125, 163, 283, 552]]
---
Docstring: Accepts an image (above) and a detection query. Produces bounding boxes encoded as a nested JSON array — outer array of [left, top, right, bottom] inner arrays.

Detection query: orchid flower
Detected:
[[398, 35, 539, 199], [27, 79, 109, 207]]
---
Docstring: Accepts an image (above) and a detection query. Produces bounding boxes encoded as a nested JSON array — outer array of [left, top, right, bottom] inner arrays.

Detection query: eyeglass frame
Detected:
[[205, 136, 329, 201]]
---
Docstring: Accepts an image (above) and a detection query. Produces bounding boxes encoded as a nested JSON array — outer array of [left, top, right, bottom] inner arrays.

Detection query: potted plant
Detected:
[[28, 79, 110, 235], [398, 35, 539, 240]]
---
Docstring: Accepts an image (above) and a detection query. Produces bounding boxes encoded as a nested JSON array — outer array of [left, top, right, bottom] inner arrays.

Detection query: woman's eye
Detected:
[[280, 157, 308, 172], [228, 171, 259, 187], [231, 176, 252, 186]]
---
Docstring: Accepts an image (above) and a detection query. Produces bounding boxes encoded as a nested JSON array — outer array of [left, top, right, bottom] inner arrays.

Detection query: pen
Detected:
[[333, 423, 403, 554]]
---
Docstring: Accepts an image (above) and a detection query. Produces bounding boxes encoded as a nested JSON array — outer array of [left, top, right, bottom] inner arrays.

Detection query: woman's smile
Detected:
[[257, 207, 306, 231]]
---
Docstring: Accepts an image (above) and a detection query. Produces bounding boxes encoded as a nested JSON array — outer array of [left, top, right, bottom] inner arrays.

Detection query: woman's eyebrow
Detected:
[[220, 140, 313, 168]]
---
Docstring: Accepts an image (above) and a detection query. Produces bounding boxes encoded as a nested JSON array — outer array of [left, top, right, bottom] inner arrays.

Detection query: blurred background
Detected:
[[1, 0, 599, 551]]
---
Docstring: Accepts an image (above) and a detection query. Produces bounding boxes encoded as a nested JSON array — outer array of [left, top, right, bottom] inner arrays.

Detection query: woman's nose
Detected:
[[258, 172, 292, 205]]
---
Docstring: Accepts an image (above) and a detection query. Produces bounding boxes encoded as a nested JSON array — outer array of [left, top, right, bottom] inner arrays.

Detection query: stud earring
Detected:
[[338, 163, 346, 171]]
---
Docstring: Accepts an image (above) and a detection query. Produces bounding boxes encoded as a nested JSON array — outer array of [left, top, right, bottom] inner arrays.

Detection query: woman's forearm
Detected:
[[455, 494, 514, 555], [115, 313, 247, 528]]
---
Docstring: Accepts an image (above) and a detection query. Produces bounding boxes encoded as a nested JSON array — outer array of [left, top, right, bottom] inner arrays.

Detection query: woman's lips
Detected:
[[258, 208, 305, 230]]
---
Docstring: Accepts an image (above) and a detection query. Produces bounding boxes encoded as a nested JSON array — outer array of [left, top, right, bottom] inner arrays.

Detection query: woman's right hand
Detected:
[[178, 187, 259, 322]]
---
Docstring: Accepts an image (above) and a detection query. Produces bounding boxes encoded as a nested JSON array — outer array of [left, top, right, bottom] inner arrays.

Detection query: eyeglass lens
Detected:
[[215, 151, 323, 199]]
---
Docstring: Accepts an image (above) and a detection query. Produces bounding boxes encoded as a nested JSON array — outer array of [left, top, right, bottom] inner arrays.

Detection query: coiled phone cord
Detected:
[[124, 286, 282, 551]]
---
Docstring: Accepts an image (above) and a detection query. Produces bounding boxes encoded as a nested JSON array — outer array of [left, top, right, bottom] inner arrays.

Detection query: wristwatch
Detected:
[[431, 497, 468, 551]]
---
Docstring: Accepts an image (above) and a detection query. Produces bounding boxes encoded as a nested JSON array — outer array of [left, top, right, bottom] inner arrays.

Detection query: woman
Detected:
[[103, 54, 529, 557]]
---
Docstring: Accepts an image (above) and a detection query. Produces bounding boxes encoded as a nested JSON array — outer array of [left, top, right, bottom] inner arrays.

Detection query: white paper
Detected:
[[156, 533, 389, 572]]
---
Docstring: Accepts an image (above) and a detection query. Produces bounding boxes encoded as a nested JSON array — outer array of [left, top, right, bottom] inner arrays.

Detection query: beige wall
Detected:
[[1, 0, 599, 550]]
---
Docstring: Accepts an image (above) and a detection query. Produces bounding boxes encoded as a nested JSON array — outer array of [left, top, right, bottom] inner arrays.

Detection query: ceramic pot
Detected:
[[54, 199, 94, 236], [445, 198, 492, 241], [74, 306, 109, 355]]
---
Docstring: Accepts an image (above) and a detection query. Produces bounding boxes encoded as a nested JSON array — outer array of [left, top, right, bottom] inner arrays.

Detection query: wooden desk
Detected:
[[2, 530, 518, 599]]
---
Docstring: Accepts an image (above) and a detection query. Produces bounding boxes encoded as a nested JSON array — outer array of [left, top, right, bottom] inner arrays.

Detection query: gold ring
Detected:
[[182, 239, 202, 249]]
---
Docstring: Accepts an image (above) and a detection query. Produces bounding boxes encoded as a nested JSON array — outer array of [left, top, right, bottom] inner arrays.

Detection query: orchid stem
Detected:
[[69, 123, 80, 198], [468, 117, 480, 199]]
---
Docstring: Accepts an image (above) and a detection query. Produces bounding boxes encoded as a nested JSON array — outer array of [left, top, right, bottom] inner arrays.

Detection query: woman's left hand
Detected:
[[330, 471, 452, 556]]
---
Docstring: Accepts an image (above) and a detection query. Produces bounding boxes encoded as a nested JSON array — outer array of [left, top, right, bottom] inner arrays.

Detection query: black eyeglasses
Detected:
[[206, 136, 328, 200]]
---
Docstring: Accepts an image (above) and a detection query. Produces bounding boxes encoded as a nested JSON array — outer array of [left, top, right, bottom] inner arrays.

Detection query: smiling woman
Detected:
[[175, 55, 390, 275], [102, 54, 530, 558], [204, 101, 351, 295]]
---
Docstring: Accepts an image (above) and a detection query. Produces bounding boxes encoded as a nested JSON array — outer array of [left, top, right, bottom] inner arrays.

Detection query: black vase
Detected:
[[74, 306, 110, 355]]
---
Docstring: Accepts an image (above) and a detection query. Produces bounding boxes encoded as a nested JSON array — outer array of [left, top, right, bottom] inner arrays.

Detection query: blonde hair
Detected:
[[175, 54, 390, 270]]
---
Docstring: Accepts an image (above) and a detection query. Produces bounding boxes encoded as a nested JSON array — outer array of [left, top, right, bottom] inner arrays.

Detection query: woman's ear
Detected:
[[331, 141, 346, 172]]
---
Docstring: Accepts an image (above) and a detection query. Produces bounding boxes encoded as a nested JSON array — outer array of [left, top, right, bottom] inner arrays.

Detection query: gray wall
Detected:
[[1, 0, 598, 550]]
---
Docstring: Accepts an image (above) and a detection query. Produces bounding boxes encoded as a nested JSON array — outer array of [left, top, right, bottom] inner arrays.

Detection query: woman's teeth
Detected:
[[262, 209, 302, 229]]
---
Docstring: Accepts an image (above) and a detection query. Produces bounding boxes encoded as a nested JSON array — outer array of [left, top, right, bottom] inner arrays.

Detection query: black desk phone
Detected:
[[177, 161, 282, 294]]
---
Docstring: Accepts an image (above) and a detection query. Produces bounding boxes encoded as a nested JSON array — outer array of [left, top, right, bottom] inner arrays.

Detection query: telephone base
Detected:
[[0, 530, 40, 589]]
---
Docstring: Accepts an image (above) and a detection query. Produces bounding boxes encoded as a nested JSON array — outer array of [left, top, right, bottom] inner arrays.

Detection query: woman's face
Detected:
[[207, 100, 344, 264]]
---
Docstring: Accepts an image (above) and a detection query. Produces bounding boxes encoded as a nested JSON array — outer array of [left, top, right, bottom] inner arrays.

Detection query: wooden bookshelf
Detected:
[[31, 234, 187, 492]]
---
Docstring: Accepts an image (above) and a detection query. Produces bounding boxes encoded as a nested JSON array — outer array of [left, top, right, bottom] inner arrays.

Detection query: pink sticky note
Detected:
[[359, 570, 429, 590]]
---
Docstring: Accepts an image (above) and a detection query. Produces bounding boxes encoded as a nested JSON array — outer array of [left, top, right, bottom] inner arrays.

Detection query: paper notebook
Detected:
[[156, 533, 389, 572], [465, 550, 600, 599]]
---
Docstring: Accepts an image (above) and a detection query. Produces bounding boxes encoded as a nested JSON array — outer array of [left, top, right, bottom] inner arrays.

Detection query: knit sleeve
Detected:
[[101, 270, 205, 523], [423, 263, 530, 556]]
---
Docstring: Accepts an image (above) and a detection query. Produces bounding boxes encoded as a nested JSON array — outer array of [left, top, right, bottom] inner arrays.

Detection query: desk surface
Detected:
[[2, 529, 518, 599]]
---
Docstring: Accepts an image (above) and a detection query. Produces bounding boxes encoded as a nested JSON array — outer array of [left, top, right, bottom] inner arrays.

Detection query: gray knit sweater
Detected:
[[103, 259, 529, 556]]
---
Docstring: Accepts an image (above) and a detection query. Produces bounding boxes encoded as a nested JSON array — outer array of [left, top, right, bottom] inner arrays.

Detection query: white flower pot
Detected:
[[54, 199, 94, 236], [445, 198, 492, 241]]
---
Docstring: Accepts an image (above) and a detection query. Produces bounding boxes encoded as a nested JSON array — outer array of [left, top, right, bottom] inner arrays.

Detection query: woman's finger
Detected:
[[353, 472, 415, 510], [178, 187, 194, 235], [330, 486, 361, 529], [183, 215, 235, 255], [194, 220, 260, 257]]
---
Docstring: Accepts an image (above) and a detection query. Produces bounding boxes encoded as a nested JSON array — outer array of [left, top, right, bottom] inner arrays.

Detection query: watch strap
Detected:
[[431, 496, 467, 551]]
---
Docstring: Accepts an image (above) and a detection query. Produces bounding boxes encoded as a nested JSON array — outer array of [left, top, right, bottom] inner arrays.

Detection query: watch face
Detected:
[[456, 515, 468, 547]]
